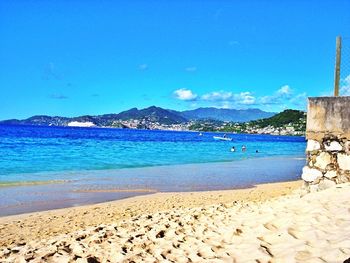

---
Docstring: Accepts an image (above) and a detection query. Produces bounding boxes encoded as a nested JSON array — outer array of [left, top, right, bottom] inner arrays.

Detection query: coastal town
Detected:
[[108, 118, 305, 136], [108, 109, 307, 136]]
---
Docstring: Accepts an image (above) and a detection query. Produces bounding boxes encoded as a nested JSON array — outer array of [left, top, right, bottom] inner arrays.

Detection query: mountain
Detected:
[[0, 106, 276, 127], [117, 106, 187, 124], [177, 107, 275, 122], [0, 106, 187, 127]]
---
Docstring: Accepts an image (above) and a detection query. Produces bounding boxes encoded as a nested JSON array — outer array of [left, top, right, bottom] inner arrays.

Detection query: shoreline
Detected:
[[0, 180, 302, 248], [0, 156, 305, 217]]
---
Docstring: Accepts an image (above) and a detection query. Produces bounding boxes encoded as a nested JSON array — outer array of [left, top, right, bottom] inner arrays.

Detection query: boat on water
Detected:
[[213, 136, 233, 141]]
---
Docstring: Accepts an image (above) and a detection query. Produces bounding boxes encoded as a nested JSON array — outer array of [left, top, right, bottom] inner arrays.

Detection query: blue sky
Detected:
[[1, 0, 350, 120]]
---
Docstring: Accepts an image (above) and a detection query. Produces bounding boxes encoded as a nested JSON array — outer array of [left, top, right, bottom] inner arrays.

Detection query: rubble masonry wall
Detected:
[[302, 96, 350, 191]]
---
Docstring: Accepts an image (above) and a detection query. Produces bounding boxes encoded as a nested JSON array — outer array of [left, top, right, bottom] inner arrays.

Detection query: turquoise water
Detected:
[[0, 125, 306, 182], [0, 125, 307, 215]]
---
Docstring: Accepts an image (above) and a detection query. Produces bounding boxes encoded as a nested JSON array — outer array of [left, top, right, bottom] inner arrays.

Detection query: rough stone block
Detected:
[[309, 154, 317, 164], [324, 141, 342, 152], [345, 141, 350, 154], [338, 153, 350, 171], [325, 163, 336, 171], [301, 166, 323, 182], [315, 152, 332, 170], [336, 172, 350, 183], [306, 140, 321, 152], [324, 170, 337, 179]]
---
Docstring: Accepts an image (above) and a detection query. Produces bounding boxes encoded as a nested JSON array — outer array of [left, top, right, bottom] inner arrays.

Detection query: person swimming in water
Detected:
[[231, 146, 235, 152], [242, 145, 246, 152]]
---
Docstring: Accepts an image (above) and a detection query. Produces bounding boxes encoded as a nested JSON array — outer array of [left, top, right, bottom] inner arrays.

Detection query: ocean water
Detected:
[[0, 125, 307, 215], [0, 125, 306, 183]]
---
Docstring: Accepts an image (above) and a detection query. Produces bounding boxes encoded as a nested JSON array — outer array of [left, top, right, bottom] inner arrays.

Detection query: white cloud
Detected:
[[340, 74, 350, 95], [199, 90, 256, 105], [173, 84, 307, 110], [139, 64, 148, 71], [173, 88, 198, 101], [234, 92, 256, 105], [185, 66, 197, 72], [277, 85, 292, 96], [260, 96, 274, 104], [200, 90, 255, 107], [260, 85, 293, 105], [201, 91, 233, 101], [257, 85, 308, 110]]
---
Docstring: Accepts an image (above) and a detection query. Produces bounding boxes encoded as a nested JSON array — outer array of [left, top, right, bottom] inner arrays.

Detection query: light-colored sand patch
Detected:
[[0, 181, 300, 248], [73, 188, 157, 193], [3, 181, 349, 262]]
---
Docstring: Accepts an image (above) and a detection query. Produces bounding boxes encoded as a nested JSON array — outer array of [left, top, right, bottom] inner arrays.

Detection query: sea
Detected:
[[0, 125, 306, 216]]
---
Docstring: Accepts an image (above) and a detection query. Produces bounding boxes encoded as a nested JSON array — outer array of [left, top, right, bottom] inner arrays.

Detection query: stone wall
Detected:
[[302, 96, 350, 192]]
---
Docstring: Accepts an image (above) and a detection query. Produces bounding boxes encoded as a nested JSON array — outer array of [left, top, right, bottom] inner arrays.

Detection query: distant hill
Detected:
[[0, 106, 278, 127], [176, 107, 275, 122], [189, 109, 306, 135], [248, 109, 306, 128], [0, 116, 71, 126], [0, 106, 187, 127]]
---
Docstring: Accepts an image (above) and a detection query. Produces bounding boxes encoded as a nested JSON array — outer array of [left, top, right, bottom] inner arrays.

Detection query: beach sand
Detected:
[[1, 180, 349, 262]]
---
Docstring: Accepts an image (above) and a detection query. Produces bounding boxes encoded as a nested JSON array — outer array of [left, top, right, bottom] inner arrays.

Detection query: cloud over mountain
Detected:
[[173, 85, 307, 110], [173, 88, 198, 101]]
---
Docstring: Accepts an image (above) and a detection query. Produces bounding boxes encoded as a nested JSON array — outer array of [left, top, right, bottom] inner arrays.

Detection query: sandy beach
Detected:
[[1, 180, 349, 262]]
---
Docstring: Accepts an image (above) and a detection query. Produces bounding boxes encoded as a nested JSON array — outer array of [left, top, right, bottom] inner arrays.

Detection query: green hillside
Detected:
[[249, 109, 306, 128]]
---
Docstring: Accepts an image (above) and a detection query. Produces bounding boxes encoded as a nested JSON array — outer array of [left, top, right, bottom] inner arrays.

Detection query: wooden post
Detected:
[[334, 36, 342, 96]]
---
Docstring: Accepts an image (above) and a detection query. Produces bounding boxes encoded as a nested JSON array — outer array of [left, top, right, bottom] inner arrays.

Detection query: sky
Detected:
[[0, 0, 350, 120]]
